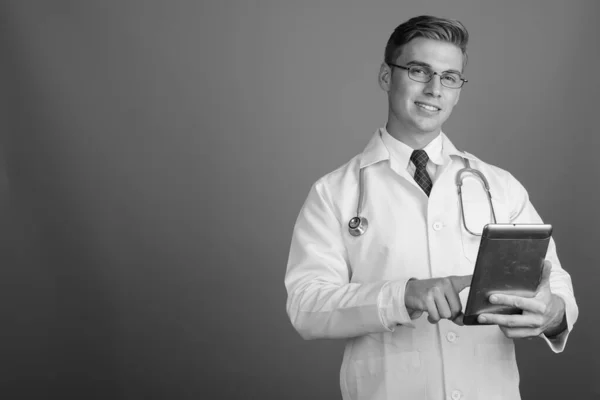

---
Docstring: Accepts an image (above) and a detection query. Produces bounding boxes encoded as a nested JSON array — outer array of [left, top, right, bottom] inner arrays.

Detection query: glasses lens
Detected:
[[407, 66, 432, 83], [440, 73, 463, 88]]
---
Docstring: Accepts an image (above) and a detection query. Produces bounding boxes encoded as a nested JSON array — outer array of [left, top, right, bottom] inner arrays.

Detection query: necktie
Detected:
[[410, 149, 432, 196]]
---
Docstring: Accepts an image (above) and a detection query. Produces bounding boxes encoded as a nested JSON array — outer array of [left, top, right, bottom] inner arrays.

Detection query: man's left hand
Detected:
[[477, 260, 566, 339]]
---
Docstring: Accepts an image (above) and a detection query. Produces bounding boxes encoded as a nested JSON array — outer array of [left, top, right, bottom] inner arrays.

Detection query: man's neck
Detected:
[[385, 123, 440, 150]]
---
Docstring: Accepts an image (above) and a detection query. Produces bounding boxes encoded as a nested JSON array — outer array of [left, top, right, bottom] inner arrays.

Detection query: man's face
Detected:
[[381, 37, 464, 138]]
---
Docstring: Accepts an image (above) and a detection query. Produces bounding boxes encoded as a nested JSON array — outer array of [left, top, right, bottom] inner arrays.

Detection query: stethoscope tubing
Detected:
[[348, 167, 369, 237], [348, 158, 497, 237], [455, 161, 497, 236]]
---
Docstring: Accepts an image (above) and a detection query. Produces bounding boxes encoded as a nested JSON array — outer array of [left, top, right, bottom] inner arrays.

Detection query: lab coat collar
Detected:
[[440, 133, 478, 164], [359, 128, 477, 169]]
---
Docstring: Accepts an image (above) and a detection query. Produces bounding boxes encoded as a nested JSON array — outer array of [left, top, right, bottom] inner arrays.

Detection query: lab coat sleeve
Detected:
[[285, 181, 414, 340], [507, 173, 579, 353]]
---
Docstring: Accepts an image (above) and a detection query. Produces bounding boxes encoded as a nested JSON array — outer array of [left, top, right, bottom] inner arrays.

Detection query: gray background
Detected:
[[2, 1, 599, 399]]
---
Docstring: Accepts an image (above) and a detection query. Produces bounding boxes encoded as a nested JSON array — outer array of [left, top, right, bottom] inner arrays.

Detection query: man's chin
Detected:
[[414, 125, 442, 136], [410, 116, 443, 134], [387, 117, 443, 137]]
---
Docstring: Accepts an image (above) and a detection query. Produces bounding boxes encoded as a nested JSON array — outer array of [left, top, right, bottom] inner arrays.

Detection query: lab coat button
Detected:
[[446, 332, 457, 342], [451, 390, 462, 400], [433, 222, 443, 231]]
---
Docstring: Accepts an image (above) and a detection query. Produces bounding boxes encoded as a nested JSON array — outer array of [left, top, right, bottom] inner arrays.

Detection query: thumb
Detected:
[[539, 259, 552, 287], [452, 313, 465, 326], [451, 275, 473, 293]]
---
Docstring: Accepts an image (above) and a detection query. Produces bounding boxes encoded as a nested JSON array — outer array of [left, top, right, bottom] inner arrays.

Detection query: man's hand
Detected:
[[405, 275, 472, 325], [477, 260, 566, 339]]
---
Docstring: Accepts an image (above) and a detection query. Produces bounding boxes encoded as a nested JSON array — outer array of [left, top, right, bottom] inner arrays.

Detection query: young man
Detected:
[[285, 15, 578, 400]]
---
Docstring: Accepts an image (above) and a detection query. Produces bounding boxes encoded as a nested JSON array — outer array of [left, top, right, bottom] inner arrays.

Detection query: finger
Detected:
[[450, 275, 473, 293], [445, 290, 463, 320], [452, 312, 465, 326], [426, 297, 440, 323], [499, 326, 541, 339], [538, 260, 552, 288], [434, 294, 452, 320], [478, 313, 543, 329], [489, 294, 547, 314]]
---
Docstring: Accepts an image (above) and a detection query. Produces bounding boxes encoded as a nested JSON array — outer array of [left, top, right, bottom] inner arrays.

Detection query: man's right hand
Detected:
[[404, 275, 472, 325]]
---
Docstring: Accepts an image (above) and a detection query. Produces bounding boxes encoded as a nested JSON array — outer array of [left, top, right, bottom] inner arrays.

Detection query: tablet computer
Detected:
[[463, 223, 552, 326]]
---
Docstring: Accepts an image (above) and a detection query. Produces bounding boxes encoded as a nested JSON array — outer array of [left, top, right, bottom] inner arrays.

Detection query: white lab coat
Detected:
[[285, 129, 578, 400]]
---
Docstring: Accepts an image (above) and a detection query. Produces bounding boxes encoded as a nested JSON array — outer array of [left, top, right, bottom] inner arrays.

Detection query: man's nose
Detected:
[[424, 74, 442, 97]]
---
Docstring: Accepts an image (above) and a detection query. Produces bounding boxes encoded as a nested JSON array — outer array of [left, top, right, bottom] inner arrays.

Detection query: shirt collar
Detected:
[[359, 127, 476, 169], [381, 127, 445, 168]]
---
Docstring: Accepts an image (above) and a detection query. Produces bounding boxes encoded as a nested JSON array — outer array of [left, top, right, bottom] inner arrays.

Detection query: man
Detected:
[[284, 15, 578, 400]]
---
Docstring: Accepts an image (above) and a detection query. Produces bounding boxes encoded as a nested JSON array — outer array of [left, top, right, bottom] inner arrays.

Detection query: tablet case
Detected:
[[463, 223, 552, 325]]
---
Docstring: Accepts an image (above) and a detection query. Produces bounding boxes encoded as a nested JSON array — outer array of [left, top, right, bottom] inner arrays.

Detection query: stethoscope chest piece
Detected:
[[348, 216, 368, 237]]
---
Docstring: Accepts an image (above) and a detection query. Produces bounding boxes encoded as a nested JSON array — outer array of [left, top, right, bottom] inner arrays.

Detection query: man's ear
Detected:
[[378, 62, 392, 92]]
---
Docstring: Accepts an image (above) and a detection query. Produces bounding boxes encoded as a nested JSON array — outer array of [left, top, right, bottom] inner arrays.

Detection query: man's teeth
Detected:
[[416, 103, 439, 111]]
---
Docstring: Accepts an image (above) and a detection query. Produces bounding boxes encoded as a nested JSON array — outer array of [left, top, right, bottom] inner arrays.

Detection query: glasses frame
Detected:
[[388, 63, 468, 89]]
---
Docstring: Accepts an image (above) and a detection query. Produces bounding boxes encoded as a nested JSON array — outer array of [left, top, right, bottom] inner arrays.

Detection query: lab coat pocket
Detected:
[[460, 201, 509, 264], [349, 352, 426, 400], [475, 343, 520, 399]]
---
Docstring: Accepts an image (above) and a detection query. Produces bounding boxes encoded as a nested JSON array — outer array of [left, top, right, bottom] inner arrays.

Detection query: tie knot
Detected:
[[410, 149, 429, 169]]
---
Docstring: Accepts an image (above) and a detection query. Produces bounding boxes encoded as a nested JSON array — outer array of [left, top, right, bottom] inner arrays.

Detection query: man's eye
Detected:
[[412, 68, 428, 75], [442, 74, 459, 83]]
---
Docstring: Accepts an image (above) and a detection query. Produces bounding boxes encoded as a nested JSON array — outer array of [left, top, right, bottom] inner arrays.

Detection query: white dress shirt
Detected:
[[285, 128, 578, 400], [381, 127, 443, 183]]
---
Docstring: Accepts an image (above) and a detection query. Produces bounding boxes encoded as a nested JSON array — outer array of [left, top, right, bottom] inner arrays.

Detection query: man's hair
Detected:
[[384, 15, 469, 70]]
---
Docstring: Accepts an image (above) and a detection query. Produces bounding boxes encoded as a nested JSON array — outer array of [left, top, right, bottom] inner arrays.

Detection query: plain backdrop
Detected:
[[2, 1, 599, 399]]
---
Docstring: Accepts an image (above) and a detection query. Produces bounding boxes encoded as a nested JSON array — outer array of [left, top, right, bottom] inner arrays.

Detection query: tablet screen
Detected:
[[463, 223, 552, 325]]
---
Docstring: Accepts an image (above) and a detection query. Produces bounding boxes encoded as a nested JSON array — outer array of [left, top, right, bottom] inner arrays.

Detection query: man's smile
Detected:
[[414, 101, 441, 112]]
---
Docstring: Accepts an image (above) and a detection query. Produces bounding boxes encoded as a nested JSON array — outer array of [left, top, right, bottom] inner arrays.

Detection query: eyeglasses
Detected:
[[388, 63, 468, 89]]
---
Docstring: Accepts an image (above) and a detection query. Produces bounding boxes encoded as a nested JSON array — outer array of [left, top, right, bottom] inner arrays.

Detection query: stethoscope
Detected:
[[348, 158, 497, 237], [348, 167, 369, 236]]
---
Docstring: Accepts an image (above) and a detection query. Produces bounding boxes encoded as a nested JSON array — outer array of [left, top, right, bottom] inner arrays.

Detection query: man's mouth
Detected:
[[415, 102, 441, 112]]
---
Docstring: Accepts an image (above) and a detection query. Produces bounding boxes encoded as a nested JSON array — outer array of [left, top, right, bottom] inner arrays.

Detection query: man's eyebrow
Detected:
[[406, 60, 431, 68], [406, 60, 462, 75]]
